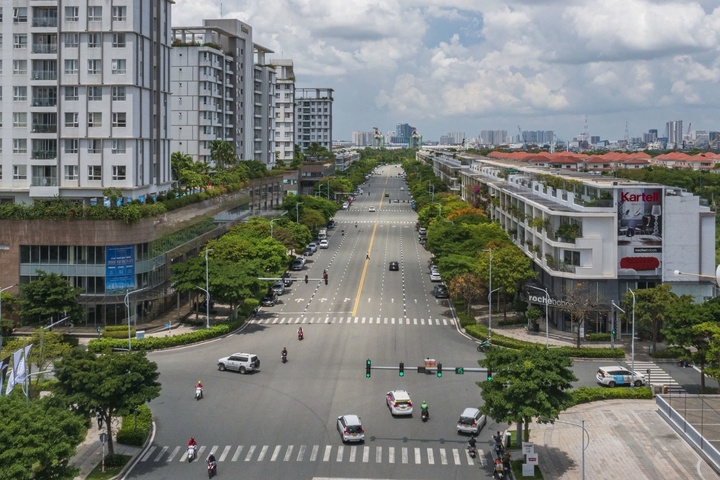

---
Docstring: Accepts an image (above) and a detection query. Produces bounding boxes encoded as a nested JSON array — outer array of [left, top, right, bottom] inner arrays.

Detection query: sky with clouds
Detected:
[[172, 0, 720, 143]]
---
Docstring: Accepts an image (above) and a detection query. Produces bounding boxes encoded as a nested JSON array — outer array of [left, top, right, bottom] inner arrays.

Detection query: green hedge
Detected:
[[465, 324, 625, 358], [587, 333, 611, 342], [650, 346, 686, 359], [117, 404, 152, 446], [87, 317, 243, 353], [102, 326, 137, 339], [570, 386, 652, 405]]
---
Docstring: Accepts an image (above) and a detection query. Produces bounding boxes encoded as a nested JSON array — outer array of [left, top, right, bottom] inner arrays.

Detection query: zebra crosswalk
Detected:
[[249, 316, 456, 327], [142, 443, 484, 467], [629, 361, 680, 389]]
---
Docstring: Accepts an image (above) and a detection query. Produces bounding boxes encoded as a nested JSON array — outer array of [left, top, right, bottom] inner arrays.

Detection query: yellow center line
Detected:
[[380, 189, 386, 208], [352, 222, 378, 317]]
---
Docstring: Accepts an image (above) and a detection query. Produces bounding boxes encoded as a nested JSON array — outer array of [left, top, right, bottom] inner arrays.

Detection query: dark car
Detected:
[[389, 261, 399, 271], [433, 284, 449, 298], [281, 272, 294, 286], [327, 220, 336, 230], [303, 248, 314, 256], [261, 292, 278, 307]]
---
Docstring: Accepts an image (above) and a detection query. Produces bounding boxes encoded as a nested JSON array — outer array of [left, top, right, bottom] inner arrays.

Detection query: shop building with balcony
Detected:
[[430, 152, 716, 337]]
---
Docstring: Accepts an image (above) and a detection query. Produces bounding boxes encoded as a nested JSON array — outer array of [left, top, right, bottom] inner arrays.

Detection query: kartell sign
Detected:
[[617, 188, 663, 276]]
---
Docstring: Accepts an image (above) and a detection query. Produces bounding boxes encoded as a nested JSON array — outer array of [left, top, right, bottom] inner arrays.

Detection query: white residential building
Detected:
[[270, 58, 294, 164], [295, 88, 333, 153], [171, 19, 275, 166], [0, 0, 174, 203]]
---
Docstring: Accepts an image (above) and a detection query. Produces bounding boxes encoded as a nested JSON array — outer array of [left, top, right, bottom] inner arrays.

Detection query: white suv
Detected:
[[217, 353, 260, 374], [596, 366, 645, 387]]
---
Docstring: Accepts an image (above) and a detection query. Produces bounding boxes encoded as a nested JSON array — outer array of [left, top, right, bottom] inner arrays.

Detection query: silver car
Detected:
[[337, 414, 365, 443], [217, 353, 260, 374]]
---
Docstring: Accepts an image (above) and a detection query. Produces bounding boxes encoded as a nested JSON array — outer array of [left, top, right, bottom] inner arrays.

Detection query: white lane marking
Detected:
[[427, 447, 434, 464], [376, 446, 382, 463], [349, 446, 356, 462], [402, 447, 408, 464], [453, 448, 461, 465], [323, 445, 332, 462], [310, 445, 319, 462], [464, 448, 474, 465], [389, 446, 395, 463], [440, 448, 447, 465], [231, 446, 243, 461], [296, 444, 306, 462], [153, 446, 167, 462], [336, 445, 344, 462], [363, 446, 370, 463], [257, 445, 268, 461], [414, 447, 421, 464], [166, 446, 180, 462], [219, 445, 231, 461], [244, 445, 256, 461], [283, 445, 293, 461], [141, 446, 156, 462]]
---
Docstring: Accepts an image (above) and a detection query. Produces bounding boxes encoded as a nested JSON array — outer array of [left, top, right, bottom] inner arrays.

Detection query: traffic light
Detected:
[[304, 275, 309, 284], [611, 329, 616, 335], [365, 359, 371, 378], [487, 368, 493, 382], [455, 367, 464, 374], [436, 363, 442, 377], [97, 327, 101, 333], [399, 362, 404, 377]]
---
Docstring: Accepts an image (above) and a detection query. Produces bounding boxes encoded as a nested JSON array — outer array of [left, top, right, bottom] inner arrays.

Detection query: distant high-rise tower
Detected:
[[295, 88, 334, 153], [271, 59, 295, 164], [666, 120, 683, 149]]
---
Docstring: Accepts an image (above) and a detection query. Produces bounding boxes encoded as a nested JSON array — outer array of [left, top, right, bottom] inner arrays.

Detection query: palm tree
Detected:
[[209, 140, 237, 171]]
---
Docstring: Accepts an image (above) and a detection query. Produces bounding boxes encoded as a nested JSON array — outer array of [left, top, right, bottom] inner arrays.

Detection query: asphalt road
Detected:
[[124, 166, 509, 480]]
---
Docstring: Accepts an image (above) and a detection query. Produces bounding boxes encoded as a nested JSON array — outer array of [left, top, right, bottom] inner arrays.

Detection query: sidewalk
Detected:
[[71, 417, 143, 480]]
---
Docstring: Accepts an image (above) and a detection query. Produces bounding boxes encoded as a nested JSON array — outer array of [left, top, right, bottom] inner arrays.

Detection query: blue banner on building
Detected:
[[105, 245, 135, 294]]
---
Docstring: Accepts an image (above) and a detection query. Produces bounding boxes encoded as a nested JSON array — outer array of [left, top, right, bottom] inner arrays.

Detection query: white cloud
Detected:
[[171, 0, 720, 141]]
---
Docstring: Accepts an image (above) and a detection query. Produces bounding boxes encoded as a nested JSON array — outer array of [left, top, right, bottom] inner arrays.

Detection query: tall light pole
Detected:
[[269, 211, 288, 239], [204, 248, 213, 329], [124, 288, 146, 351], [484, 248, 494, 337], [540, 416, 589, 480], [296, 201, 304, 222], [611, 292, 636, 388], [528, 285, 550, 349]]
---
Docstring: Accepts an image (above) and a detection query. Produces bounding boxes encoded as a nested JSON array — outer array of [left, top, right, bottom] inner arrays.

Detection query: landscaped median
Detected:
[[87, 317, 244, 353], [465, 324, 625, 358]]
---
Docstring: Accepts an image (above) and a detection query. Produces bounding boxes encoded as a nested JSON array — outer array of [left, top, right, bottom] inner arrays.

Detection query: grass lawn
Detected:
[[85, 455, 131, 480]]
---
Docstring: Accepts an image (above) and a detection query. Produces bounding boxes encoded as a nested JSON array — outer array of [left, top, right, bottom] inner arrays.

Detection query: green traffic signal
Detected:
[[436, 363, 442, 377], [455, 367, 464, 374], [365, 359, 371, 378], [487, 368, 493, 381], [399, 362, 404, 377]]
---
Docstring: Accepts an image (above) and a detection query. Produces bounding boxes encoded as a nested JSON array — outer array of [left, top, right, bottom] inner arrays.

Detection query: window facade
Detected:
[[88, 86, 102, 101], [112, 112, 126, 127], [64, 165, 78, 180], [64, 139, 78, 153], [13, 139, 27, 153], [112, 6, 127, 21], [112, 86, 126, 101], [64, 59, 78, 74], [88, 140, 101, 154], [88, 165, 101, 180], [64, 112, 78, 127], [13, 164, 27, 179], [13, 86, 27, 101], [88, 6, 102, 22], [112, 140, 126, 153], [88, 112, 101, 127], [88, 33, 100, 48], [87, 59, 101, 75], [64, 86, 78, 100], [112, 33, 125, 47], [14, 34, 27, 49], [112, 165, 126, 180], [64, 6, 78, 21], [64, 33, 78, 47], [112, 59, 126, 74], [13, 60, 27, 74]]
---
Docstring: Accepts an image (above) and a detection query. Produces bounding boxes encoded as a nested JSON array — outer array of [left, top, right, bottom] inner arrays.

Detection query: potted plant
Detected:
[[556, 223, 580, 242]]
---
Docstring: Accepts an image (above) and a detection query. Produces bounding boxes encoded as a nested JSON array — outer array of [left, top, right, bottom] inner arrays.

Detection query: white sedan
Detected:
[[319, 239, 329, 249], [430, 272, 442, 282], [368, 206, 376, 212]]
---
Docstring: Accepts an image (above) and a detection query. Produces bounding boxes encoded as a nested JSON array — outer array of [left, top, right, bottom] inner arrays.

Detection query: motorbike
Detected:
[[187, 445, 197, 462], [195, 387, 203, 401], [298, 331, 304, 341], [467, 444, 477, 458], [493, 461, 505, 479], [477, 340, 491, 352], [677, 359, 694, 368], [281, 353, 287, 364], [207, 460, 217, 478], [421, 409, 429, 422], [494, 443, 505, 458]]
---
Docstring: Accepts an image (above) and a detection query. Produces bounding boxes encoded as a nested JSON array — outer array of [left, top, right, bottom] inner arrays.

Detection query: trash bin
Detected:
[[505, 431, 512, 448]]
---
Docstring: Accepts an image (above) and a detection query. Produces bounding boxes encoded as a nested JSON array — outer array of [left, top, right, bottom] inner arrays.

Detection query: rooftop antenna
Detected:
[[220, 3, 223, 16]]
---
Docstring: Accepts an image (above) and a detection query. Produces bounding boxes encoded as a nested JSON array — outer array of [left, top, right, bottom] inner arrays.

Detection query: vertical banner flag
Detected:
[[0, 358, 8, 395], [5, 348, 22, 395], [15, 344, 32, 385]]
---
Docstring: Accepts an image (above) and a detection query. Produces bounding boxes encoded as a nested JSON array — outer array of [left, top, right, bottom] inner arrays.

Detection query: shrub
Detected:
[[117, 404, 152, 446], [87, 317, 243, 353], [587, 333, 611, 342], [102, 326, 136, 339], [465, 324, 625, 358], [498, 317, 525, 327], [570, 386, 652, 405], [103, 454, 130, 467]]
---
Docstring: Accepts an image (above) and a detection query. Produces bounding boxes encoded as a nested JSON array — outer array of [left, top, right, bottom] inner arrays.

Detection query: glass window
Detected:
[[64, 33, 78, 47], [563, 250, 580, 266], [13, 164, 27, 179], [13, 112, 27, 127], [88, 86, 102, 101], [87, 59, 101, 75], [112, 33, 125, 48], [13, 139, 27, 154], [88, 139, 101, 154], [65, 6, 78, 21], [112, 112, 126, 127], [112, 165, 126, 180], [88, 112, 101, 128], [64, 165, 78, 179], [13, 7, 27, 23], [88, 33, 100, 48], [112, 59, 126, 74], [64, 112, 78, 127], [13, 86, 27, 101], [64, 59, 78, 75], [64, 86, 78, 100], [112, 140, 126, 153], [112, 86, 126, 101], [64, 139, 78, 153], [88, 165, 101, 180], [112, 6, 126, 21], [88, 6, 102, 22], [13, 60, 27, 75], [13, 34, 27, 49]]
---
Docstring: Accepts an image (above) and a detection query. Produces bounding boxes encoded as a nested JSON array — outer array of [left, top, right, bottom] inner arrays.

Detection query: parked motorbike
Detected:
[[187, 445, 197, 462], [195, 387, 203, 401], [421, 410, 429, 422], [207, 460, 217, 478]]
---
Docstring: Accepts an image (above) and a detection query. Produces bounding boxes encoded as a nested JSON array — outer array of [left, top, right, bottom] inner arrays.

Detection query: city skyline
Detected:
[[172, 0, 720, 142]]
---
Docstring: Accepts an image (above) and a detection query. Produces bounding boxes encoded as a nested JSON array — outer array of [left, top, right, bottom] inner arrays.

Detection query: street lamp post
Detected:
[[204, 248, 213, 329], [296, 201, 304, 222], [528, 285, 550, 349], [611, 292, 636, 388], [540, 416, 589, 480], [483, 249, 494, 336], [124, 288, 146, 351]]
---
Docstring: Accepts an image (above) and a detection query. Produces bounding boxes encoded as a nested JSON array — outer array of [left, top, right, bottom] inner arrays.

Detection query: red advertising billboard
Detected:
[[617, 188, 662, 276]]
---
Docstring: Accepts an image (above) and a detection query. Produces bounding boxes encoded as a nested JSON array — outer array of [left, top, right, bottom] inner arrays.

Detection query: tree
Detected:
[[102, 187, 124, 207], [561, 282, 597, 348], [55, 350, 161, 456], [447, 272, 485, 317], [18, 271, 84, 326], [209, 140, 237, 171], [170, 151, 193, 181], [479, 347, 576, 445], [0, 329, 72, 387], [625, 284, 677, 352], [0, 393, 85, 480], [477, 244, 536, 319]]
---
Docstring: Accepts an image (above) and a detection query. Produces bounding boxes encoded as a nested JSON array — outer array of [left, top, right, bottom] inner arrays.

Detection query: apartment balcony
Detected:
[[32, 17, 58, 28], [32, 43, 58, 54], [31, 150, 57, 160], [32, 70, 57, 81], [31, 123, 57, 133], [31, 98, 57, 107], [31, 175, 58, 187]]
